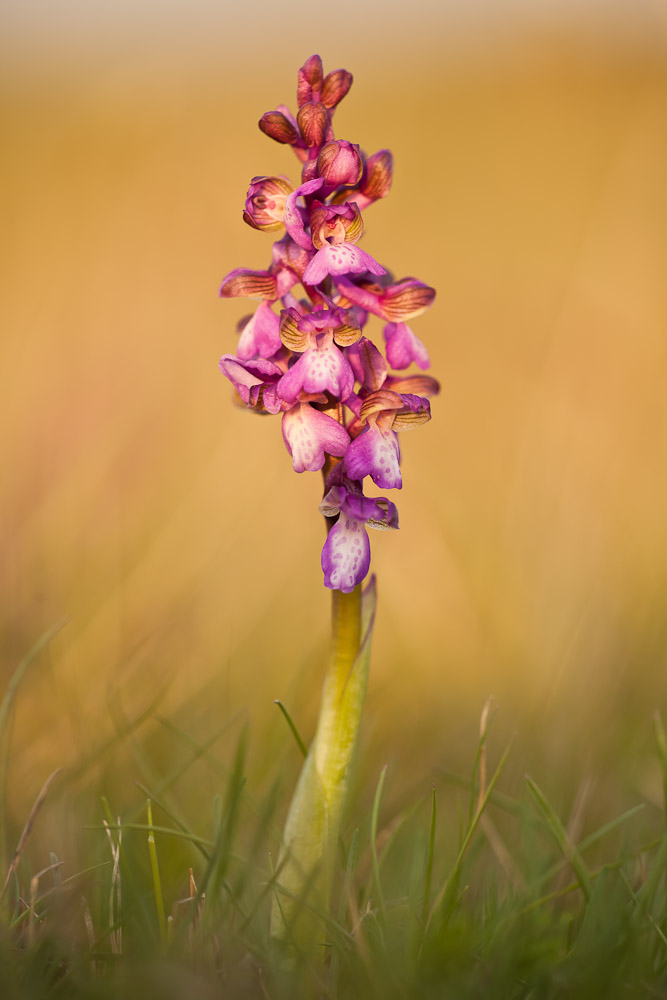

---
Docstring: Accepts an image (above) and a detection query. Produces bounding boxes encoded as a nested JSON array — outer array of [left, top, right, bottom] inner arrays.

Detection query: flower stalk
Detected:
[[271, 577, 376, 948]]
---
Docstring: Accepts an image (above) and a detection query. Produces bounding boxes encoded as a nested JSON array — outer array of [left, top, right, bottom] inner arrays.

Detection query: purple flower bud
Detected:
[[360, 150, 393, 202], [321, 69, 353, 110], [258, 111, 300, 145], [297, 55, 324, 108], [317, 141, 363, 188], [296, 102, 328, 147], [330, 150, 392, 209], [243, 176, 294, 232]]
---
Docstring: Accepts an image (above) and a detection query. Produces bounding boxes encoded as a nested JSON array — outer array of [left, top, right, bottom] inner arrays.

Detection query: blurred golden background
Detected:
[[2, 1, 667, 844]]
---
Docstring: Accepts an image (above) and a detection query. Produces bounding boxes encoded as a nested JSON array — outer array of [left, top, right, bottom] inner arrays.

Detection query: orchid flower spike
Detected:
[[219, 55, 439, 591]]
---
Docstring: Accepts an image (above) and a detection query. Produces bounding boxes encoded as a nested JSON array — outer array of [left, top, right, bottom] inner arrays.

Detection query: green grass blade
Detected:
[[328, 829, 361, 994], [436, 768, 521, 816], [370, 765, 388, 923], [421, 786, 437, 927], [524, 803, 646, 896], [427, 736, 514, 931], [0, 622, 66, 870], [89, 822, 215, 852], [135, 782, 211, 861], [525, 775, 592, 901], [146, 800, 168, 949], [0, 622, 66, 743], [654, 711, 667, 828], [274, 700, 308, 758], [200, 729, 248, 918], [620, 867, 667, 955]]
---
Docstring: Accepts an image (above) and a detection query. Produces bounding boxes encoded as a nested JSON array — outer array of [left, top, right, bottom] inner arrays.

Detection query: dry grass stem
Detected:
[[0, 768, 62, 902]]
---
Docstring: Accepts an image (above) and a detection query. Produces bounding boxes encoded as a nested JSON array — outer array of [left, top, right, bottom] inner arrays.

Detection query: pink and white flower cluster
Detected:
[[219, 55, 438, 593]]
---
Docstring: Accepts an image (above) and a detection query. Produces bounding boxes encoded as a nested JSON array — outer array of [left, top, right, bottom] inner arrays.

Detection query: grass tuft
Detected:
[[0, 685, 665, 999]]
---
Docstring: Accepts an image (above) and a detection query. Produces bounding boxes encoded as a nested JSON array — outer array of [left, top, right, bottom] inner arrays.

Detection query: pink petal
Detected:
[[383, 322, 430, 370], [303, 243, 386, 285], [282, 403, 350, 473], [237, 302, 282, 360], [277, 338, 354, 403], [321, 517, 371, 593], [344, 424, 402, 490]]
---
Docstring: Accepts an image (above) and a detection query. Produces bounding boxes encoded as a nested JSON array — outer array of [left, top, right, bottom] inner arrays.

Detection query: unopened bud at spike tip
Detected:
[[321, 69, 353, 109], [296, 101, 328, 147], [297, 54, 324, 107]]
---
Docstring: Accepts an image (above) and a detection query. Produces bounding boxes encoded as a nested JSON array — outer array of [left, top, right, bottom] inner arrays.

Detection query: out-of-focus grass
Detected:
[[1, 26, 667, 944], [1, 682, 667, 998]]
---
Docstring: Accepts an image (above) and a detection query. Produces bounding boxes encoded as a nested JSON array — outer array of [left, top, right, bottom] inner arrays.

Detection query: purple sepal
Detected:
[[343, 492, 386, 523], [319, 481, 399, 529], [398, 392, 431, 416], [237, 302, 282, 360], [218, 267, 276, 300], [282, 402, 350, 472], [275, 267, 301, 298], [321, 517, 371, 593], [277, 335, 354, 403], [346, 337, 387, 391], [384, 322, 430, 370], [335, 276, 435, 321], [284, 177, 324, 250], [272, 234, 313, 278], [344, 391, 363, 419], [303, 244, 386, 286], [334, 275, 383, 314], [344, 424, 402, 489], [219, 354, 285, 414]]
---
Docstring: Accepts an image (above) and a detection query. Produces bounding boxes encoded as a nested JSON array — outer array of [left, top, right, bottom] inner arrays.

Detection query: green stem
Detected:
[[271, 580, 376, 951]]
